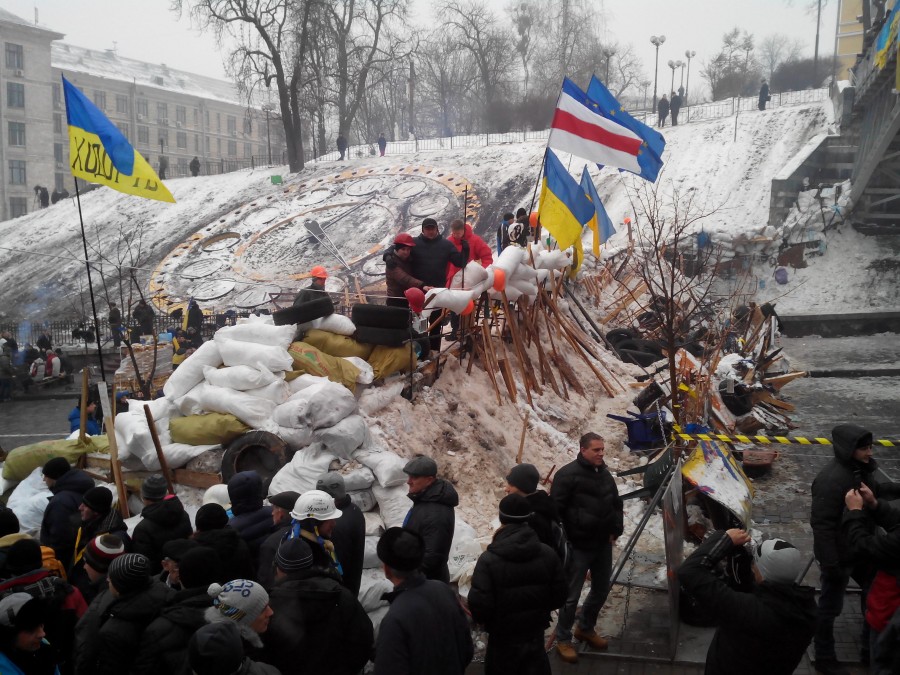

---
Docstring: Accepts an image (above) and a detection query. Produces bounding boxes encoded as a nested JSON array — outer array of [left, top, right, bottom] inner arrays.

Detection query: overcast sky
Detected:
[[7, 0, 839, 92]]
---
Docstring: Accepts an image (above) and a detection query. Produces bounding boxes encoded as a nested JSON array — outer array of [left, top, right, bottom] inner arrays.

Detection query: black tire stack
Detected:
[[272, 296, 335, 326], [351, 304, 411, 347]]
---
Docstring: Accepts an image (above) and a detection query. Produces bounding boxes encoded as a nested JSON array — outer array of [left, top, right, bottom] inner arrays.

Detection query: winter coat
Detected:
[[193, 526, 255, 584], [133, 303, 154, 334], [524, 489, 560, 552], [658, 97, 670, 118], [132, 497, 193, 574], [90, 580, 174, 675], [670, 94, 682, 113], [445, 223, 494, 286], [292, 282, 329, 308], [67, 407, 101, 435], [256, 524, 291, 589], [678, 531, 816, 675], [551, 453, 623, 551], [239, 660, 281, 675], [410, 233, 469, 289], [468, 523, 566, 640], [0, 351, 13, 378], [294, 526, 344, 579], [107, 307, 121, 327], [74, 588, 114, 675], [374, 571, 473, 675], [383, 247, 425, 301], [404, 479, 458, 582], [39, 469, 94, 569], [496, 220, 511, 254], [68, 511, 129, 600], [330, 497, 365, 596], [810, 424, 900, 568], [130, 586, 213, 674], [228, 473, 275, 564], [759, 82, 770, 106], [262, 567, 373, 675], [0, 642, 60, 675]]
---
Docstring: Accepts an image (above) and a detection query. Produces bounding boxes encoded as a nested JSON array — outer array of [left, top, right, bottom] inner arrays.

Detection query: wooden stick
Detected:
[[500, 290, 537, 404], [516, 412, 528, 464], [104, 418, 131, 519], [474, 338, 503, 405], [78, 369, 89, 445], [143, 406, 176, 495]]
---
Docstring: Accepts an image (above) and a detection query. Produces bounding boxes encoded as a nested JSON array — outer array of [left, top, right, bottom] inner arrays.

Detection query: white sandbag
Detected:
[[448, 518, 482, 586], [129, 396, 179, 422], [349, 489, 377, 512], [449, 261, 489, 289], [507, 279, 538, 297], [343, 357, 374, 385], [489, 285, 522, 303], [276, 381, 358, 430], [493, 246, 526, 274], [342, 466, 375, 492], [267, 443, 338, 497], [151, 442, 219, 471], [114, 399, 176, 462], [364, 511, 385, 537], [358, 381, 404, 416], [358, 569, 393, 610], [424, 288, 474, 314], [353, 447, 408, 488], [174, 382, 209, 416], [313, 415, 369, 460], [535, 249, 573, 270], [7, 467, 53, 534], [275, 424, 314, 450], [535, 268, 551, 284], [287, 373, 330, 395], [368, 605, 390, 640], [509, 263, 538, 283], [217, 337, 293, 372], [468, 267, 495, 297], [371, 483, 410, 528], [316, 313, 357, 337], [203, 364, 281, 391], [244, 380, 290, 405], [195, 383, 276, 429], [362, 535, 382, 570], [163, 340, 222, 399], [214, 321, 295, 349], [238, 313, 275, 325]]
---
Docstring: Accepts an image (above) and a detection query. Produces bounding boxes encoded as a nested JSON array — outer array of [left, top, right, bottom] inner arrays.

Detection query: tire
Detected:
[[606, 328, 639, 347], [221, 431, 291, 486], [354, 326, 411, 347], [273, 297, 334, 325], [615, 339, 664, 357], [617, 348, 664, 368], [718, 381, 754, 416], [351, 303, 410, 330]]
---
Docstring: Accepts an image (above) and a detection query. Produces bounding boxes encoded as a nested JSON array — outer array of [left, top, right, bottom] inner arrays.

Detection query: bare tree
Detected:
[[509, 0, 540, 98], [759, 33, 804, 79], [415, 34, 477, 136]]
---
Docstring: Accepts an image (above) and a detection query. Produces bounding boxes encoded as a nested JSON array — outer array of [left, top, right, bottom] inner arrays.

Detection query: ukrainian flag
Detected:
[[63, 75, 174, 203], [580, 166, 616, 258], [538, 150, 595, 272]]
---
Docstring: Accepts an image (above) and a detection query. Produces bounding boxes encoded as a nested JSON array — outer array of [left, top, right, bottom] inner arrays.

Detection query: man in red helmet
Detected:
[[293, 266, 330, 306], [383, 233, 429, 308]]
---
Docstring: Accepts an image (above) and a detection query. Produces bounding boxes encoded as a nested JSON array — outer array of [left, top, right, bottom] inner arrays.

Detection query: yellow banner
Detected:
[[68, 127, 175, 203]]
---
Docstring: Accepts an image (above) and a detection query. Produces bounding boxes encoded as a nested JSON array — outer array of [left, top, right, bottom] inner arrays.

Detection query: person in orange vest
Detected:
[[293, 266, 329, 306]]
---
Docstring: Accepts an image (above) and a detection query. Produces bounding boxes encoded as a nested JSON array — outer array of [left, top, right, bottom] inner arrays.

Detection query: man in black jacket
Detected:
[[469, 494, 566, 675], [193, 503, 254, 584], [678, 529, 816, 675], [410, 218, 468, 350], [132, 475, 193, 574], [551, 432, 623, 663], [506, 463, 560, 553], [227, 471, 275, 566], [374, 528, 472, 675], [810, 423, 900, 674], [402, 455, 458, 583], [68, 486, 128, 597], [263, 538, 373, 675], [317, 472, 365, 596], [256, 491, 298, 588], [39, 457, 94, 570]]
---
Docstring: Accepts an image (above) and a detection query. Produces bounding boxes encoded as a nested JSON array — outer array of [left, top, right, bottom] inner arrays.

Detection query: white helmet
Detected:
[[290, 490, 342, 521], [202, 484, 231, 510]]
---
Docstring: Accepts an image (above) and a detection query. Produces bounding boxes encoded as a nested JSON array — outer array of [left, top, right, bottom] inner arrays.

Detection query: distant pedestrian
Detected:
[[336, 134, 348, 161], [189, 156, 200, 177], [158, 155, 168, 180], [657, 94, 669, 127], [133, 299, 155, 338], [39, 187, 50, 209], [108, 302, 122, 348], [378, 133, 387, 157], [670, 91, 682, 126], [759, 79, 770, 111]]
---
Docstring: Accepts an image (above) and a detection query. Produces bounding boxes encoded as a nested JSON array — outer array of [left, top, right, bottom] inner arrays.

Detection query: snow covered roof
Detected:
[[51, 42, 244, 107], [0, 7, 64, 39]]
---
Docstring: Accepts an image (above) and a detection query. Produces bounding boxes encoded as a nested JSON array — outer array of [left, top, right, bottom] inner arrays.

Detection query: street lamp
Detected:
[[684, 50, 696, 103], [602, 47, 617, 84], [650, 35, 666, 110], [667, 59, 683, 98], [262, 103, 274, 164]]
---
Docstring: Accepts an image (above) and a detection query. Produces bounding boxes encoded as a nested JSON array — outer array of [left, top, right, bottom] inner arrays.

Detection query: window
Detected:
[[157, 102, 167, 122], [205, 136, 210, 153], [7, 82, 24, 108], [9, 197, 27, 218], [53, 113, 62, 134], [194, 134, 199, 151], [227, 140, 237, 156], [117, 122, 129, 138], [8, 121, 25, 146], [93, 90, 107, 110], [158, 129, 169, 149], [55, 173, 65, 192], [116, 95, 129, 114], [137, 98, 148, 117], [244, 142, 252, 158], [216, 137, 221, 154], [138, 125, 149, 144], [5, 43, 23, 70], [8, 160, 26, 184], [177, 131, 187, 149], [205, 109, 210, 127], [216, 113, 221, 132], [52, 83, 61, 108], [176, 106, 186, 125], [193, 109, 199, 127], [227, 116, 237, 133], [54, 143, 64, 163], [178, 157, 188, 172]]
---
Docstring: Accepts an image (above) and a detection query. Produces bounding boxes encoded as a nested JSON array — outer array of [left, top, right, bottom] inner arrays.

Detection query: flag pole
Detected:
[[73, 178, 107, 383], [527, 78, 566, 216]]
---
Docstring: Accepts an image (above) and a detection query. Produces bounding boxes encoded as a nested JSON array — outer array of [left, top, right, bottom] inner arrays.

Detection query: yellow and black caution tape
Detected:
[[673, 432, 898, 447]]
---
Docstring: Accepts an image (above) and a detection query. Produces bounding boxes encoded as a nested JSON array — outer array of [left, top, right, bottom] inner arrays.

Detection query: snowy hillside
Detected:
[[0, 99, 838, 320]]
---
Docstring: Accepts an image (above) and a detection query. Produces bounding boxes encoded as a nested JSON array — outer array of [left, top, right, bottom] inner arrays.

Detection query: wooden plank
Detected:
[[761, 371, 808, 391], [143, 406, 176, 495]]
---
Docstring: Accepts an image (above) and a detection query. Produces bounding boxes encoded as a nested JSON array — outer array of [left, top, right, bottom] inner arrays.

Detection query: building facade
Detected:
[[0, 7, 281, 223]]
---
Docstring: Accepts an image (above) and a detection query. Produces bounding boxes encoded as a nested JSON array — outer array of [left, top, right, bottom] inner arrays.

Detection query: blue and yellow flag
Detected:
[[63, 76, 174, 203], [538, 150, 595, 272], [875, 7, 899, 70], [580, 166, 615, 258]]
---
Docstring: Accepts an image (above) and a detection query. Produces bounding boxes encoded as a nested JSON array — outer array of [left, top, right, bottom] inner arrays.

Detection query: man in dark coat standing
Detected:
[[193, 504, 254, 584], [657, 94, 669, 127], [68, 486, 128, 597], [336, 134, 348, 161], [133, 299, 155, 337], [108, 302, 122, 348], [378, 133, 387, 157], [292, 266, 330, 307], [317, 472, 365, 596], [39, 457, 94, 570], [468, 494, 566, 675], [374, 528, 473, 675], [670, 91, 682, 125], [256, 491, 298, 588], [383, 232, 427, 308], [402, 456, 458, 583], [189, 156, 200, 177], [551, 432, 623, 663], [505, 463, 560, 552], [811, 424, 900, 673], [132, 475, 193, 574], [759, 78, 770, 110], [678, 529, 816, 675], [227, 471, 275, 566], [409, 219, 468, 350]]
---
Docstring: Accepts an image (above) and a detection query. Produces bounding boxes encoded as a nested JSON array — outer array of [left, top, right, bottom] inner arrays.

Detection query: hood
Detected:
[[525, 489, 558, 519], [140, 496, 187, 527], [488, 523, 542, 562], [228, 471, 263, 515], [757, 582, 817, 625], [832, 424, 873, 463], [194, 525, 242, 551], [410, 478, 459, 507], [49, 469, 94, 496]]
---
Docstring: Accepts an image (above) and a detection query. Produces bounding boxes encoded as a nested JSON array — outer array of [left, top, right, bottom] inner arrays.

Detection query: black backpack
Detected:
[[549, 519, 573, 574]]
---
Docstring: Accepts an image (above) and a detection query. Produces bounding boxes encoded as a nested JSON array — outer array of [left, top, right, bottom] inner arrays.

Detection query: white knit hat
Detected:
[[754, 538, 803, 584], [207, 579, 269, 627]]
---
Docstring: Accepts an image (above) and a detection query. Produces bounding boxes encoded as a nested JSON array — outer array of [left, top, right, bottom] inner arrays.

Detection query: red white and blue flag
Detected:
[[548, 78, 643, 174]]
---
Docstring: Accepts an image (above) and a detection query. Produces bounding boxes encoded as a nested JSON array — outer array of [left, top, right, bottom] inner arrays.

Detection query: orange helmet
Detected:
[[310, 266, 328, 279], [624, 217, 632, 224]]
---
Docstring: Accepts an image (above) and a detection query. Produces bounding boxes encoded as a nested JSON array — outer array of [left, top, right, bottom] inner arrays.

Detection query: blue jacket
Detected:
[[0, 642, 61, 674], [68, 407, 101, 435]]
